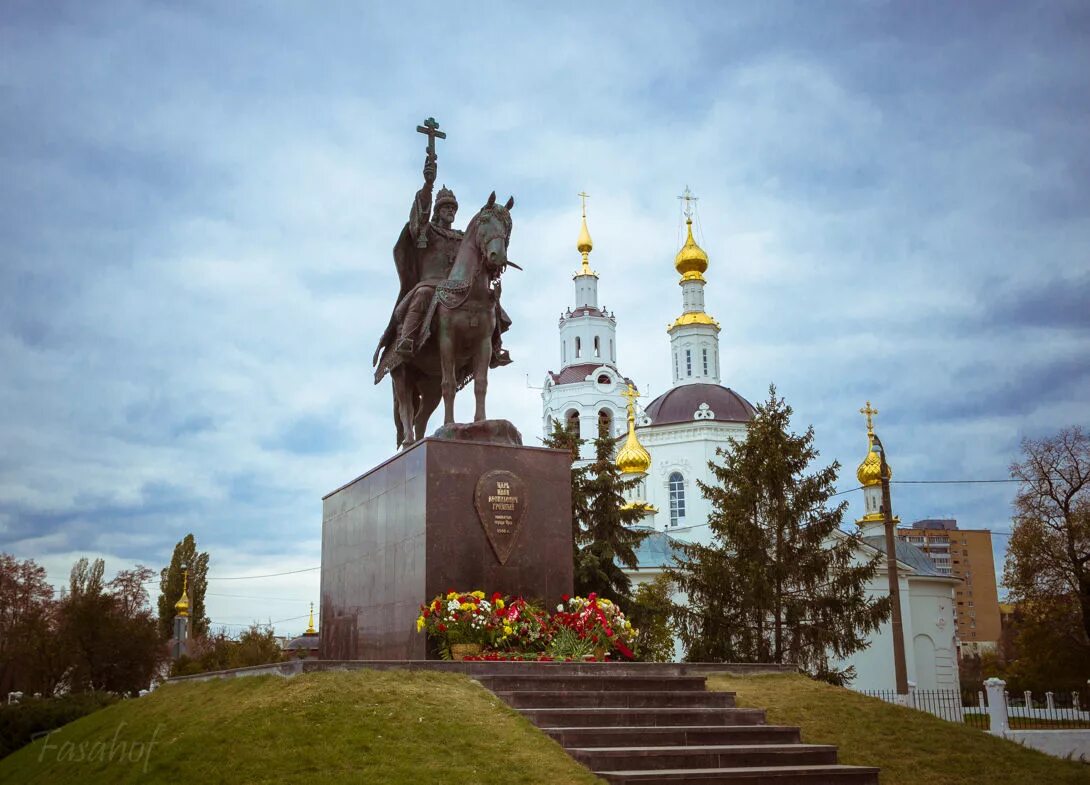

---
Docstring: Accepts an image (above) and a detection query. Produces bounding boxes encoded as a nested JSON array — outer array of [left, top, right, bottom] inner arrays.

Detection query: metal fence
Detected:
[[862, 687, 1090, 731]]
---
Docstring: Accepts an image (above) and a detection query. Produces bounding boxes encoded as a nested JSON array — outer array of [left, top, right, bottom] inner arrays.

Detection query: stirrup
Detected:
[[395, 337, 415, 356], [490, 348, 513, 368]]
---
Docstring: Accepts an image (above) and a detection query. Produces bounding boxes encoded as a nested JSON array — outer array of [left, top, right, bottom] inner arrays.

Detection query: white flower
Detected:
[[556, 604, 563, 612]]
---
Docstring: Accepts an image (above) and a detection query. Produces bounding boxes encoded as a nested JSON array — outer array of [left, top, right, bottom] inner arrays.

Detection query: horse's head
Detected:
[[475, 191, 515, 280]]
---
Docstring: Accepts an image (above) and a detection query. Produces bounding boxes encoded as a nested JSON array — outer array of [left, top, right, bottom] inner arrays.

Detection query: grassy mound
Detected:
[[0, 670, 603, 785], [708, 673, 1089, 785]]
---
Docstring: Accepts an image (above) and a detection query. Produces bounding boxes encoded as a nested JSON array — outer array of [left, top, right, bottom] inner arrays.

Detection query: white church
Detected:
[[540, 196, 960, 693]]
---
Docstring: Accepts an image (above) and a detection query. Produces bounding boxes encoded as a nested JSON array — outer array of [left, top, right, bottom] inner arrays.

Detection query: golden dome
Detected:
[[856, 436, 891, 487], [674, 219, 709, 280], [577, 214, 593, 255], [616, 425, 652, 475], [574, 195, 597, 277], [174, 570, 190, 617], [616, 385, 651, 475]]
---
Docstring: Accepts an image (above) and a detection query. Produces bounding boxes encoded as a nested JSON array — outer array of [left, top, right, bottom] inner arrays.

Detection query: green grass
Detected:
[[0, 670, 604, 785], [707, 673, 1090, 785]]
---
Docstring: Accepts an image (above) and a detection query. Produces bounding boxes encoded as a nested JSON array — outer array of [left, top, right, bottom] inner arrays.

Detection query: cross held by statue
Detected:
[[417, 116, 446, 156]]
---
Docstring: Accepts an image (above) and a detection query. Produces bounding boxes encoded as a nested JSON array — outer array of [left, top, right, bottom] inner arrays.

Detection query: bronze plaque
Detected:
[[474, 469, 527, 565]]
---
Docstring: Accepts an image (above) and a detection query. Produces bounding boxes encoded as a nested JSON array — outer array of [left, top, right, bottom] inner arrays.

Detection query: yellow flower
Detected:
[[447, 591, 457, 600], [503, 626, 513, 636], [415, 617, 425, 632], [496, 599, 505, 610], [461, 603, 473, 611], [471, 590, 485, 599]]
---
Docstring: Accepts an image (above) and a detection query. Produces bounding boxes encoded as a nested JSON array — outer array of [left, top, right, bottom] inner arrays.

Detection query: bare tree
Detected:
[[1005, 426, 1090, 645]]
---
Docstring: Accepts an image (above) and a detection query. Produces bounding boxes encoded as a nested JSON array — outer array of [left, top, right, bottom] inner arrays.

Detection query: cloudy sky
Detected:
[[2, 2, 1088, 635]]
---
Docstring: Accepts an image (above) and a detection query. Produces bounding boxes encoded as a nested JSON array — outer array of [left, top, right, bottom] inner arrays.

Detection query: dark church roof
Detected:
[[548, 363, 633, 387], [863, 537, 951, 579], [643, 383, 756, 426], [284, 632, 320, 650]]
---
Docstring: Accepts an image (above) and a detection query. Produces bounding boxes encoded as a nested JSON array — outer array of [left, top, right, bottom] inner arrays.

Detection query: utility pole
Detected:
[[871, 433, 909, 696]]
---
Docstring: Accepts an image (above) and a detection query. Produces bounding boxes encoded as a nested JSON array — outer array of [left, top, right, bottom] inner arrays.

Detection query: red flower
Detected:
[[561, 594, 570, 602], [587, 592, 597, 601], [437, 623, 447, 632], [422, 609, 430, 618]]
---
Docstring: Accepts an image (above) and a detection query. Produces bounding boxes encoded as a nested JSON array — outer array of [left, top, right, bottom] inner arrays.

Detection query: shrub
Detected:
[[0, 692, 119, 759]]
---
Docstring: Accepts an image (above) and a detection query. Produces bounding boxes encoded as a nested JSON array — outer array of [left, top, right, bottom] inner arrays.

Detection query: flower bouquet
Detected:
[[417, 590, 502, 659], [548, 593, 638, 660]]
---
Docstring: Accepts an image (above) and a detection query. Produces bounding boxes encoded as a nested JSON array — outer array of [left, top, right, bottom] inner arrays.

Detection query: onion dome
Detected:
[[575, 192, 597, 277], [616, 417, 651, 475], [616, 384, 651, 475], [856, 402, 890, 487], [174, 570, 190, 617], [674, 218, 709, 281], [856, 438, 891, 487]]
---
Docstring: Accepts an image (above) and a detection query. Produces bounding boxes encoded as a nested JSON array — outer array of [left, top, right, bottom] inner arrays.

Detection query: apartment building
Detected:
[[897, 519, 1001, 656]]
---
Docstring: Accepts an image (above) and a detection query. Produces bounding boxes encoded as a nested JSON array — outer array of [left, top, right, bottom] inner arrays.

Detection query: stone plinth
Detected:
[[319, 438, 573, 660]]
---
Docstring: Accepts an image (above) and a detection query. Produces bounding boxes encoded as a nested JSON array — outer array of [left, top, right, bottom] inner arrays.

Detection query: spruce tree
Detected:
[[669, 385, 890, 682], [543, 420, 650, 608], [157, 534, 210, 639]]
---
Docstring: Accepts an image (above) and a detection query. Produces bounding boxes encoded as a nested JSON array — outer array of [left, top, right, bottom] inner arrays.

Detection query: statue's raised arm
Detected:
[[410, 152, 436, 249]]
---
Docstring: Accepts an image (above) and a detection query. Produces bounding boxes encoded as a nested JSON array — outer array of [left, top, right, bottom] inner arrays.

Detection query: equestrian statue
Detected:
[[373, 118, 518, 449]]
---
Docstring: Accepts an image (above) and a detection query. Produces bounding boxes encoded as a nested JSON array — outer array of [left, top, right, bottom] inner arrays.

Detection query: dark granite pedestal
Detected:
[[319, 438, 573, 660]]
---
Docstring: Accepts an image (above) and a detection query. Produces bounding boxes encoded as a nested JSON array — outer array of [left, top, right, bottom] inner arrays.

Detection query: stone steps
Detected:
[[570, 743, 838, 772], [593, 765, 882, 784], [520, 707, 769, 728], [496, 690, 736, 709], [478, 674, 708, 692], [477, 664, 879, 784], [543, 725, 803, 748]]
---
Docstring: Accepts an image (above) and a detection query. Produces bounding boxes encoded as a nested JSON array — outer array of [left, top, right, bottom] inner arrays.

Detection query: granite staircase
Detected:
[[474, 665, 879, 785]]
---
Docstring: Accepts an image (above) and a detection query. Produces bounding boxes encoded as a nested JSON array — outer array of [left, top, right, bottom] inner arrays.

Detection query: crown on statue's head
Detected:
[[434, 185, 458, 211]]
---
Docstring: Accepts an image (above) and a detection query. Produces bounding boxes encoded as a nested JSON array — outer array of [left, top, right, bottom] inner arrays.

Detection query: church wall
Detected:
[[638, 422, 747, 534], [907, 577, 960, 692]]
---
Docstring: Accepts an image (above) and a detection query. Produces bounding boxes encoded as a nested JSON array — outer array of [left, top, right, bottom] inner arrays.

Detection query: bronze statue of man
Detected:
[[374, 148, 512, 376]]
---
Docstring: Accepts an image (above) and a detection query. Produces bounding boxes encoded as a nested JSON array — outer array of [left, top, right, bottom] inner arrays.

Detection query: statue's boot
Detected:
[[490, 342, 512, 368], [396, 298, 429, 358]]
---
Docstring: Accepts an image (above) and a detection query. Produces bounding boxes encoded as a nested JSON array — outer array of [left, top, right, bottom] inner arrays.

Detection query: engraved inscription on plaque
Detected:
[[474, 469, 528, 565]]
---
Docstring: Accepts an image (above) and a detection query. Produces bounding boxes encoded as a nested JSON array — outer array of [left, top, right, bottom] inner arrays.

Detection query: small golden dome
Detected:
[[616, 426, 652, 475], [305, 602, 317, 635], [674, 219, 709, 279], [174, 570, 190, 617], [856, 437, 891, 487], [577, 215, 593, 255], [616, 384, 651, 475]]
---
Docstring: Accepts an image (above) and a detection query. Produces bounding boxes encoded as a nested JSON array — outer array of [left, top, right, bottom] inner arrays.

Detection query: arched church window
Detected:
[[598, 408, 613, 437], [610, 338, 614, 362], [674, 352, 680, 380], [594, 336, 600, 357], [575, 337, 582, 358], [685, 349, 692, 377], [702, 348, 709, 375], [562, 340, 566, 363], [669, 472, 685, 526], [565, 409, 580, 436]]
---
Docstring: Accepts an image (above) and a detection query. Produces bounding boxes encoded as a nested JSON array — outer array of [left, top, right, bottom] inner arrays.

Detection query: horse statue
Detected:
[[374, 191, 517, 449]]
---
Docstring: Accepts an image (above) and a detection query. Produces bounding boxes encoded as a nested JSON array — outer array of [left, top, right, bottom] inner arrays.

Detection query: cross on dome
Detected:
[[678, 185, 698, 220], [860, 401, 879, 436]]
